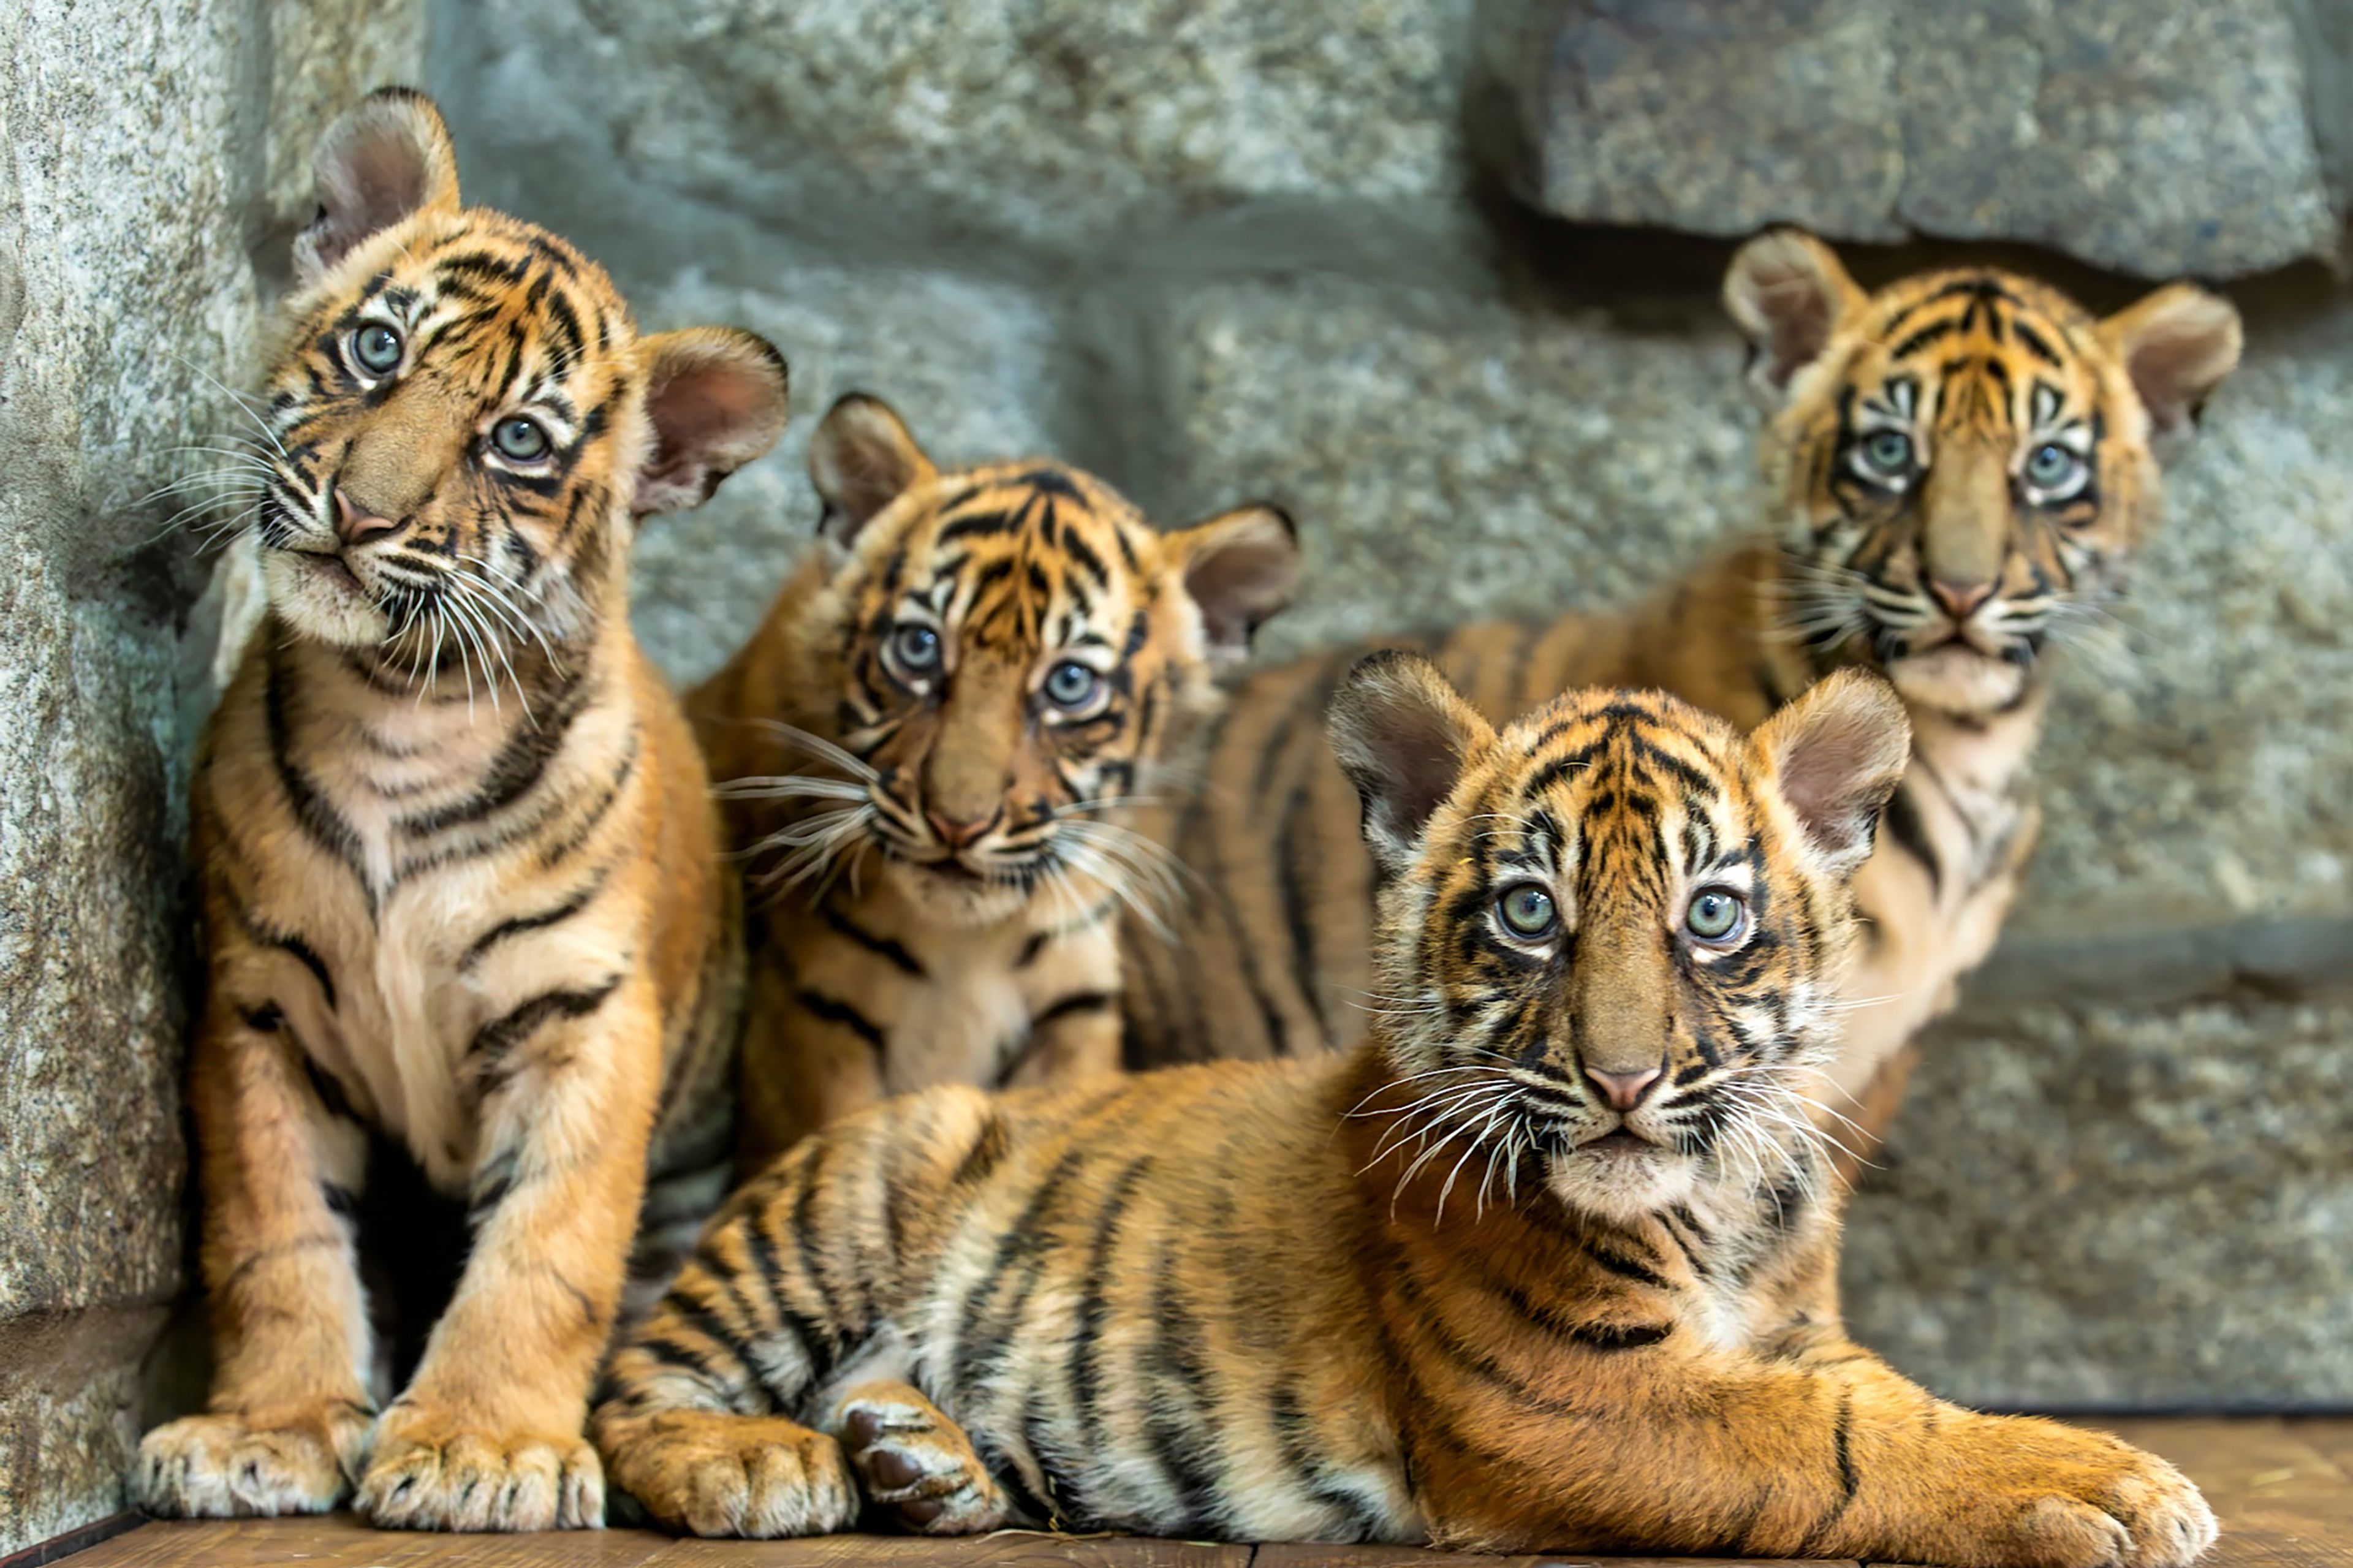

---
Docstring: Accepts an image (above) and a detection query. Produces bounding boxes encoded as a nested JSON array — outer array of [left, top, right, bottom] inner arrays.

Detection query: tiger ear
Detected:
[[1327, 651, 1495, 877], [1723, 227, 1866, 400], [294, 88, 461, 288], [808, 394, 935, 546], [2098, 282, 2242, 437], [1752, 668, 1911, 882], [1164, 504, 1301, 662], [632, 328, 790, 518]]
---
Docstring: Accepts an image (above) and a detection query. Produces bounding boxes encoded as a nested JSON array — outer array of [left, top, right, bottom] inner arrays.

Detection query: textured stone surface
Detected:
[[1486, 0, 2343, 278], [1161, 273, 2353, 944], [0, 1, 422, 1551], [1844, 993, 2353, 1407], [433, 0, 1472, 254], [1160, 278, 1756, 655]]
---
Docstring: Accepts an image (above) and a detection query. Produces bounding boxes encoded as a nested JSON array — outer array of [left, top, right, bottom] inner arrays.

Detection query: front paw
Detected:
[[601, 1411, 857, 1539], [132, 1403, 372, 1518], [1958, 1419, 2218, 1568], [355, 1404, 602, 1531]]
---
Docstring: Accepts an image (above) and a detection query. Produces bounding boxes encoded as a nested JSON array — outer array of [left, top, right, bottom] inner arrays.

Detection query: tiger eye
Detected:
[[352, 323, 403, 375], [1684, 888, 1747, 944], [491, 417, 549, 461], [1042, 660, 1102, 711], [2024, 442, 2082, 491], [1496, 883, 1558, 941], [1858, 429, 1913, 478], [891, 623, 942, 673]]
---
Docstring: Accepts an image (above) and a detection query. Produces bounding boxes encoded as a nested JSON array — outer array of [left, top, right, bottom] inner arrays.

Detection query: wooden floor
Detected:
[[47, 1420, 2353, 1568]]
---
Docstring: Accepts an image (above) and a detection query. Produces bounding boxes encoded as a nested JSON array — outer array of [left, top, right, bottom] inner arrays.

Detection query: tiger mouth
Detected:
[[1577, 1129, 1659, 1156]]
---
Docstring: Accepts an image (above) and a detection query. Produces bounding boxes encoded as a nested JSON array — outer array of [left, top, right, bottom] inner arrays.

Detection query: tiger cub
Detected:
[[1123, 230, 2242, 1165], [131, 89, 788, 1531], [690, 394, 1299, 1167], [593, 656, 2214, 1565]]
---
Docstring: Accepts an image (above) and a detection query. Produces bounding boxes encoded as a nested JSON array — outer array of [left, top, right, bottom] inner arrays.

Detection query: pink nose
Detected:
[[1927, 577, 1993, 621], [1585, 1064, 1662, 1112], [333, 490, 402, 548], [926, 809, 993, 850]]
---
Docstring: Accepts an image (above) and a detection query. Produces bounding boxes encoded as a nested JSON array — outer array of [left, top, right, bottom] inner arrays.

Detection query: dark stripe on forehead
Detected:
[[2012, 319, 2064, 368]]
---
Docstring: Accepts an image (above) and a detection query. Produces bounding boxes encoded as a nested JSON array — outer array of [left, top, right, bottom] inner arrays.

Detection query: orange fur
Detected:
[[131, 89, 787, 1531], [690, 395, 1298, 1165], [593, 664, 2213, 1567]]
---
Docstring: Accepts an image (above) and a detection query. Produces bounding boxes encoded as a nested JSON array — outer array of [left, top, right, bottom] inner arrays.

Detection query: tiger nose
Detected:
[[1584, 1064, 1662, 1112], [926, 808, 996, 850], [333, 490, 403, 548], [1927, 576, 1994, 621]]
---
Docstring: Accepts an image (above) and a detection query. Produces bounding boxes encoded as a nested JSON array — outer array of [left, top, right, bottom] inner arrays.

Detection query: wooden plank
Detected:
[[66, 1515, 675, 1568], [1255, 1550, 1852, 1568], [652, 1531, 1249, 1568], [2290, 1418, 2353, 1483]]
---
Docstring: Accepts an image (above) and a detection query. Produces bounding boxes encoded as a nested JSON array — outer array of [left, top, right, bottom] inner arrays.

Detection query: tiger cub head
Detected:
[[251, 88, 787, 665], [1724, 229, 2241, 720], [742, 393, 1300, 925], [1332, 654, 1909, 1224]]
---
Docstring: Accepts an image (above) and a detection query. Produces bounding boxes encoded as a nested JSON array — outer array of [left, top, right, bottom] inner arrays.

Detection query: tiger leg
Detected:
[[134, 997, 375, 1517], [826, 1381, 1012, 1535], [355, 985, 664, 1531], [1439, 1343, 2211, 1567], [593, 1140, 869, 1538]]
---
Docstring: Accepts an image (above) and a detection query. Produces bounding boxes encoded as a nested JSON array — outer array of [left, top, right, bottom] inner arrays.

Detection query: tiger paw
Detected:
[[1946, 1420, 2218, 1568], [830, 1381, 1012, 1535], [131, 1402, 372, 1518], [354, 1405, 603, 1531], [601, 1411, 857, 1538]]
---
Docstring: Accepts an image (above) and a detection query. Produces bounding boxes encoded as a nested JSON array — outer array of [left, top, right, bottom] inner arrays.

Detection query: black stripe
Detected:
[[794, 989, 887, 1058], [458, 863, 613, 972], [1800, 1387, 1863, 1554], [1582, 1238, 1673, 1290], [397, 668, 596, 836], [1881, 783, 1944, 898], [467, 976, 623, 1092], [819, 901, 925, 978], [264, 646, 367, 894], [1066, 1156, 1156, 1473], [1033, 990, 1114, 1029]]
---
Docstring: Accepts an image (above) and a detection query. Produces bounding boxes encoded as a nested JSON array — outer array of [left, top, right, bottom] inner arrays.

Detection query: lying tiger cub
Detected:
[[132, 89, 787, 1531], [596, 656, 2213, 1567], [691, 394, 1299, 1166]]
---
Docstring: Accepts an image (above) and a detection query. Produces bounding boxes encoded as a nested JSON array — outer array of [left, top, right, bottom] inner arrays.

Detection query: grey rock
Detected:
[[0, 0, 422, 1551], [1159, 277, 1757, 656], [1161, 271, 2353, 939], [1487, 0, 2343, 278], [433, 0, 1475, 254], [1843, 994, 2353, 1407]]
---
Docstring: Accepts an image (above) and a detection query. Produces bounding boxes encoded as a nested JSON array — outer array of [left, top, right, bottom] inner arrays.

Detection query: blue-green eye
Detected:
[[890, 623, 941, 675], [2023, 442, 2085, 494], [352, 324, 403, 375], [1496, 883, 1558, 941], [491, 417, 549, 461], [1857, 429, 1913, 480], [1685, 888, 1748, 944], [1042, 660, 1103, 713]]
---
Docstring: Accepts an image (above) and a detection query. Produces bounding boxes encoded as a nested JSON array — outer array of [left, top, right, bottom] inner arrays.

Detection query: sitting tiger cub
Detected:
[[132, 90, 787, 1531], [594, 657, 2213, 1567], [690, 394, 1299, 1165]]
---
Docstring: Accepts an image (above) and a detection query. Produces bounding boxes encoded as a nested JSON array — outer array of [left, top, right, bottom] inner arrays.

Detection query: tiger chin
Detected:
[[594, 656, 2213, 1568], [130, 90, 788, 1531], [691, 393, 1300, 1165]]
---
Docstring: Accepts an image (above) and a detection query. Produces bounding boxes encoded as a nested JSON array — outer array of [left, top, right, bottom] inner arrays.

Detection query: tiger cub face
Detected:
[[1332, 656, 1909, 1224], [1724, 230, 2241, 719], [253, 89, 786, 664], [774, 394, 1300, 925]]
